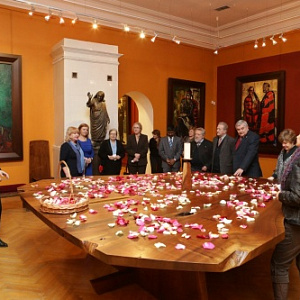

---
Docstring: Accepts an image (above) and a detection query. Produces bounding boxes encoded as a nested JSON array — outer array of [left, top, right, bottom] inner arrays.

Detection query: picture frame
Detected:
[[168, 78, 205, 138], [0, 53, 23, 161], [236, 71, 285, 155]]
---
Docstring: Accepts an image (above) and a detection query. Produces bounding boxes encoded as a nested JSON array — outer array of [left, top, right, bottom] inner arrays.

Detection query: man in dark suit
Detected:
[[190, 127, 213, 172], [233, 120, 262, 178], [159, 125, 183, 172], [211, 122, 235, 174]]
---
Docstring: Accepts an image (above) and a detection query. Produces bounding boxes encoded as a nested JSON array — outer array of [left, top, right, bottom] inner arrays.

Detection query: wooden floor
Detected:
[[1, 195, 300, 300]]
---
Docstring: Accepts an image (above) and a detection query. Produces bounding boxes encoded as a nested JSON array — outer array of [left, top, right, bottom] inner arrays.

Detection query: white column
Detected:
[[51, 38, 122, 177]]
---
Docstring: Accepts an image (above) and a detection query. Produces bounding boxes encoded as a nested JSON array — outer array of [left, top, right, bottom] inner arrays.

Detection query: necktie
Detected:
[[218, 137, 223, 147], [169, 137, 173, 147], [235, 137, 242, 150]]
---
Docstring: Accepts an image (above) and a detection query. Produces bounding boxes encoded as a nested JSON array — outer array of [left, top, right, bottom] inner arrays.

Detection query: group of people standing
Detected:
[[149, 119, 262, 178], [60, 124, 125, 178], [58, 118, 263, 178]]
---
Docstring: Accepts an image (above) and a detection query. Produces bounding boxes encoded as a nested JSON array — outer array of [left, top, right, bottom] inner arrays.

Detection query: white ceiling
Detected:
[[2, 0, 300, 49]]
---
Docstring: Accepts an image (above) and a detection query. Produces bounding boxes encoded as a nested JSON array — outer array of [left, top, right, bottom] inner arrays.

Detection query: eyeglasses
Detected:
[[133, 126, 140, 129]]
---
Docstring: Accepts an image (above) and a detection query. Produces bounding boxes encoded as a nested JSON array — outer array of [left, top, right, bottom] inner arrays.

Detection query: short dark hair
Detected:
[[167, 125, 175, 132], [152, 129, 161, 137]]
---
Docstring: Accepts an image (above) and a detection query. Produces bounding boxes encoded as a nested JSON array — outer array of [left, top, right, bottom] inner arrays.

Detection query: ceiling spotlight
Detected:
[[254, 40, 258, 49], [151, 33, 158, 43], [279, 33, 287, 42], [270, 35, 277, 45], [172, 36, 180, 44], [213, 48, 218, 55], [262, 38, 266, 47], [140, 31, 146, 39], [124, 25, 130, 32], [59, 13, 65, 24], [28, 6, 35, 16], [44, 10, 51, 21], [72, 17, 78, 25], [92, 19, 98, 29]]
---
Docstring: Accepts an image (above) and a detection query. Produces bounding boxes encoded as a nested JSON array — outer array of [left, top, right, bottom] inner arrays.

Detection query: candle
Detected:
[[184, 143, 191, 159]]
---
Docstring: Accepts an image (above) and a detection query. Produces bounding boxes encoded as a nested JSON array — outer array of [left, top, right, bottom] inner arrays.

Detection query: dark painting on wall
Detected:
[[168, 78, 205, 138], [236, 71, 285, 154], [0, 53, 23, 161]]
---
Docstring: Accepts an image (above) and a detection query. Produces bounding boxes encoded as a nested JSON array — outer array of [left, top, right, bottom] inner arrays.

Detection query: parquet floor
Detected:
[[0, 196, 300, 300]]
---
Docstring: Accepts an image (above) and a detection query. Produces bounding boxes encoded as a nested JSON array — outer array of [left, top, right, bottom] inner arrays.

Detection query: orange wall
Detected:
[[0, 5, 216, 184]]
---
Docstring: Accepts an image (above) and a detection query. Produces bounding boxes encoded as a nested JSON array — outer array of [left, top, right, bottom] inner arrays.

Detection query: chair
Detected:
[[29, 140, 52, 182]]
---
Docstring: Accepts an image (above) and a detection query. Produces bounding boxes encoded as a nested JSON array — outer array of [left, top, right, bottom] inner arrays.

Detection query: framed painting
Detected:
[[0, 53, 23, 161], [236, 71, 285, 154], [168, 78, 205, 138]]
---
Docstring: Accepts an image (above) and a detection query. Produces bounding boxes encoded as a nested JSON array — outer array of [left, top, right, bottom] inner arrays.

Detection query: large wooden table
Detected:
[[18, 172, 284, 299]]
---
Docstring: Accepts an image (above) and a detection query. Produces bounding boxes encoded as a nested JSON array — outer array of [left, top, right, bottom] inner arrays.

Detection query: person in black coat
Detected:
[[233, 120, 262, 178], [149, 129, 163, 173], [190, 127, 213, 172], [98, 129, 125, 175], [126, 122, 148, 174], [60, 127, 85, 178]]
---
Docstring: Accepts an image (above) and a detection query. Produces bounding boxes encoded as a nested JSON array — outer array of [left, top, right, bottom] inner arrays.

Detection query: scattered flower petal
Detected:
[[154, 242, 166, 248], [175, 243, 186, 250], [203, 242, 215, 249], [115, 230, 124, 236]]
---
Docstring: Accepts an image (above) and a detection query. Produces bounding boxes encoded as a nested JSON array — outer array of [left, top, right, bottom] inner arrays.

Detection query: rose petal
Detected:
[[154, 242, 166, 248], [70, 213, 77, 219], [175, 244, 186, 250], [203, 242, 215, 249], [127, 231, 139, 239], [115, 230, 124, 236], [66, 219, 75, 225], [73, 220, 81, 226], [79, 214, 87, 221], [148, 235, 158, 239]]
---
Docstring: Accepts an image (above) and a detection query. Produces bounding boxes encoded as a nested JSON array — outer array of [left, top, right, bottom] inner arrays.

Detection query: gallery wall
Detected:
[[217, 47, 300, 176], [0, 5, 215, 184]]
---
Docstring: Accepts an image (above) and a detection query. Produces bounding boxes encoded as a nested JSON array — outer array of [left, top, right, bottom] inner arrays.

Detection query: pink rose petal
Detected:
[[148, 235, 158, 239], [203, 242, 215, 249], [79, 214, 87, 222]]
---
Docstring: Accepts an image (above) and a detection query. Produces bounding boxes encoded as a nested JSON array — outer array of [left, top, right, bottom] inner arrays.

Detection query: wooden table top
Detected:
[[19, 173, 284, 273]]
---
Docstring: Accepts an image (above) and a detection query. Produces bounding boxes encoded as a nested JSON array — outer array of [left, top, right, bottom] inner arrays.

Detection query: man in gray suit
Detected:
[[211, 122, 235, 174], [159, 125, 183, 173]]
